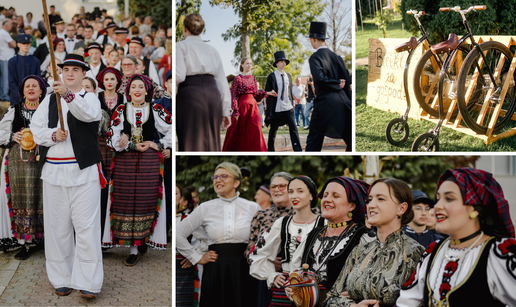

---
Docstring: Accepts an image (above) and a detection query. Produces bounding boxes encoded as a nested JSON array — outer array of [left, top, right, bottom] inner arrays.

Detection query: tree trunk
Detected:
[[241, 0, 251, 59], [331, 0, 337, 51]]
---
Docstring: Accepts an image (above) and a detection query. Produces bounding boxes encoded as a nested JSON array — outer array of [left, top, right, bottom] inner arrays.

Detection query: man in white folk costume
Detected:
[[30, 53, 104, 299]]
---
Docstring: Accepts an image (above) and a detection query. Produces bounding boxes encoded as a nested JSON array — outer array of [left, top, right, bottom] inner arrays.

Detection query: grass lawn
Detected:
[[355, 65, 516, 151], [355, 17, 412, 59]]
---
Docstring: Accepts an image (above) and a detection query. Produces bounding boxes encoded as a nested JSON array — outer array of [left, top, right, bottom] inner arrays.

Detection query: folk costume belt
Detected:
[[46, 157, 77, 164]]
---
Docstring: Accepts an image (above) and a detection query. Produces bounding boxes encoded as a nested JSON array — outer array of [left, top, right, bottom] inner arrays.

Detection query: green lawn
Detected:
[[355, 65, 516, 151], [355, 17, 412, 59]]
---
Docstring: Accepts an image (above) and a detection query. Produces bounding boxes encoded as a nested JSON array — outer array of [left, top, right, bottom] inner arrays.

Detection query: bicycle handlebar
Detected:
[[440, 5, 486, 13]]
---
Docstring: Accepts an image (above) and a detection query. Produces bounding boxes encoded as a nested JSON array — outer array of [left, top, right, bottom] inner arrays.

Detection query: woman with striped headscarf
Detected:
[[0, 75, 47, 259], [103, 74, 171, 266]]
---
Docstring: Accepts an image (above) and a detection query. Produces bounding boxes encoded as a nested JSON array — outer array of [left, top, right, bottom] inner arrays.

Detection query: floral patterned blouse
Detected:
[[324, 229, 424, 307], [230, 74, 267, 117]]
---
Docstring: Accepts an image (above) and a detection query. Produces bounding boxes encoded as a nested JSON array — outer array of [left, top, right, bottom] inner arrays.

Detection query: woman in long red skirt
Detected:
[[223, 57, 273, 151]]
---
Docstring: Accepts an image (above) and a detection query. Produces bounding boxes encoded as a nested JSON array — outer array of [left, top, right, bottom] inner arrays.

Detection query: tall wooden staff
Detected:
[[41, 0, 65, 131]]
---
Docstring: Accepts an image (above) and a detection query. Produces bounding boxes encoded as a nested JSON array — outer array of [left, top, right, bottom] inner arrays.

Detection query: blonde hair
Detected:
[[215, 162, 242, 182], [165, 38, 172, 56]]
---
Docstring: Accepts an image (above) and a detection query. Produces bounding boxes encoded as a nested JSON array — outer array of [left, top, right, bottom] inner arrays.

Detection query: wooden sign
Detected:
[[366, 38, 429, 120]]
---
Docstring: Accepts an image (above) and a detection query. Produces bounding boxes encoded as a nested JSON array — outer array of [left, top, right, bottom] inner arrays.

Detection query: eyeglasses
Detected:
[[211, 174, 234, 181], [270, 183, 287, 190], [413, 206, 431, 212], [121, 63, 134, 67]]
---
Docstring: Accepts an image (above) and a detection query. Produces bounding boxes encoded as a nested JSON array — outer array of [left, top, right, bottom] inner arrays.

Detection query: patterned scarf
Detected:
[[317, 176, 370, 223], [125, 74, 154, 102], [96, 67, 123, 91], [436, 167, 515, 238], [18, 75, 48, 103]]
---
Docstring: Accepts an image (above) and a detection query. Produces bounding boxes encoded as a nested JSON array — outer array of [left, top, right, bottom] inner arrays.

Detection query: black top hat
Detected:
[[57, 54, 90, 71], [273, 51, 290, 67], [129, 37, 144, 47], [412, 190, 434, 208], [309, 21, 328, 40], [85, 42, 104, 53]]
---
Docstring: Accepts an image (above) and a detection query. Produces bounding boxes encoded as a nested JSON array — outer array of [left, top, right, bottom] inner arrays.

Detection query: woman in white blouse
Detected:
[[176, 162, 261, 307], [250, 175, 324, 307], [176, 13, 231, 151]]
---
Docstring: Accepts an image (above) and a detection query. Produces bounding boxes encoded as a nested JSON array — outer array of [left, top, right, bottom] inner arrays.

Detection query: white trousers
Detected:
[[43, 180, 104, 293]]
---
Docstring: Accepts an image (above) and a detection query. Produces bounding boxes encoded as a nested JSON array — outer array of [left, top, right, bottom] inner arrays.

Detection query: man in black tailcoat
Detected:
[[264, 51, 302, 152], [306, 21, 352, 151]]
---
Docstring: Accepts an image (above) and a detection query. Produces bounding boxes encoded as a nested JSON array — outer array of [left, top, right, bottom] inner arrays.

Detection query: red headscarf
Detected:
[[96, 67, 123, 91]]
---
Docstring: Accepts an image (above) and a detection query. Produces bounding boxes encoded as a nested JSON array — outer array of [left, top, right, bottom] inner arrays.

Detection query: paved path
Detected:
[[0, 246, 172, 306], [356, 57, 368, 66]]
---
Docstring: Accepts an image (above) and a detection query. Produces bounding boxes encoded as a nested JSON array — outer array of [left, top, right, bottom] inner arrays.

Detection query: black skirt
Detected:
[[176, 74, 223, 151], [200, 243, 258, 307]]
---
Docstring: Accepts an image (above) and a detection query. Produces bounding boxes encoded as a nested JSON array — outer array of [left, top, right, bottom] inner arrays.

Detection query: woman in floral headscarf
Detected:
[[397, 167, 516, 307], [103, 74, 171, 266], [0, 75, 47, 259]]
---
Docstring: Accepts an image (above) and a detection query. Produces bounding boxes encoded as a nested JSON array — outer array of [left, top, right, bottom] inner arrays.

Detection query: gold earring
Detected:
[[469, 211, 478, 219], [347, 212, 353, 218], [145, 92, 147, 95]]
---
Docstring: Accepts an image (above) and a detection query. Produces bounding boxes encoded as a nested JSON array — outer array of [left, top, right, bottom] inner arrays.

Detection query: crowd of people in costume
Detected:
[[0, 4, 172, 301], [0, 4, 172, 105], [176, 15, 352, 152], [176, 163, 516, 307]]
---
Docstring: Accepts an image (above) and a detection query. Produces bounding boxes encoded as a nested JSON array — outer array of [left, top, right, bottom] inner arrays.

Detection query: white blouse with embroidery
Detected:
[[176, 193, 261, 266], [107, 103, 171, 151], [249, 215, 324, 288], [396, 237, 516, 307]]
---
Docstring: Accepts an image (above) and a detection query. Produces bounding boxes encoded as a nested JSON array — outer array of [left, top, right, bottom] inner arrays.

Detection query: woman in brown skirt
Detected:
[[0, 75, 46, 260], [176, 13, 232, 151], [105, 74, 172, 266]]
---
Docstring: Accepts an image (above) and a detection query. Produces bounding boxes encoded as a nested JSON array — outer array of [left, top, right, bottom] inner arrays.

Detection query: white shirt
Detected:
[[397, 238, 516, 306], [30, 88, 102, 187], [274, 69, 293, 112], [56, 32, 65, 40], [25, 19, 38, 31], [107, 103, 171, 150], [249, 216, 322, 287], [292, 84, 306, 105], [95, 35, 114, 47], [176, 193, 261, 265], [64, 36, 78, 53], [176, 35, 231, 116], [316, 45, 329, 52], [86, 62, 103, 81], [0, 28, 15, 61]]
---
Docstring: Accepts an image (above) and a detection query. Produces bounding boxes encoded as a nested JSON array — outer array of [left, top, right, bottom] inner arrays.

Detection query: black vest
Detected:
[[301, 224, 370, 289], [278, 215, 325, 264], [423, 237, 504, 307], [38, 93, 102, 170], [11, 104, 34, 133], [98, 92, 125, 118], [122, 104, 156, 142]]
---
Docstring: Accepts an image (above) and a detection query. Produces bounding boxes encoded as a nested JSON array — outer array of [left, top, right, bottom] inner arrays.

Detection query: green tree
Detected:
[[176, 156, 459, 205], [373, 9, 393, 38], [117, 0, 172, 28], [210, 0, 282, 59], [223, 0, 324, 77], [176, 0, 202, 41]]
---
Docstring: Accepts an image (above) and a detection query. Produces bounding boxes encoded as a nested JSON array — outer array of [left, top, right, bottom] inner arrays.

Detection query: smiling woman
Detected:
[[249, 175, 323, 307], [287, 176, 374, 306], [323, 178, 424, 307], [176, 161, 262, 307]]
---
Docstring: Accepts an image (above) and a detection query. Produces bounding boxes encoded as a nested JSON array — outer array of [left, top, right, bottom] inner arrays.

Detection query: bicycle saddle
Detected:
[[395, 37, 418, 53], [431, 34, 459, 55]]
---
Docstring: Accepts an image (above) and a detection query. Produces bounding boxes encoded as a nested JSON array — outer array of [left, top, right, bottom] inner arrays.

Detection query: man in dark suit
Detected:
[[306, 21, 352, 152], [264, 51, 302, 152]]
